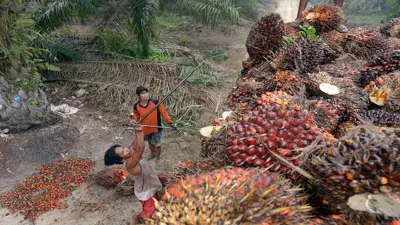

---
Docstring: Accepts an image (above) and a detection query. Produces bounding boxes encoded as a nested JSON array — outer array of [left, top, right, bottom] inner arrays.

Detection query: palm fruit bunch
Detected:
[[364, 73, 400, 111], [322, 47, 338, 65], [225, 91, 330, 181], [245, 13, 285, 63], [115, 179, 135, 196], [334, 121, 356, 138], [92, 167, 129, 189], [308, 99, 345, 133], [227, 89, 256, 110], [357, 110, 400, 128], [301, 4, 344, 33], [201, 135, 227, 158], [263, 71, 304, 95], [380, 18, 400, 38], [147, 168, 311, 225], [283, 38, 325, 74], [269, 51, 286, 71], [306, 71, 368, 112], [285, 25, 301, 39], [341, 28, 390, 60], [390, 37, 400, 50], [166, 159, 229, 185], [322, 30, 345, 53], [308, 215, 348, 225], [309, 126, 400, 218], [385, 81, 400, 113], [241, 58, 254, 76], [359, 51, 400, 87]]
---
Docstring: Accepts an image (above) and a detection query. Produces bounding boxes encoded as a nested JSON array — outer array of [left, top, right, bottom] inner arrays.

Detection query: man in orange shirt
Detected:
[[131, 86, 176, 165]]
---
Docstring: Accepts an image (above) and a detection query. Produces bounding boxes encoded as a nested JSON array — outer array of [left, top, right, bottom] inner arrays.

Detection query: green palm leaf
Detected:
[[168, 0, 239, 28], [35, 0, 97, 32], [131, 0, 160, 57]]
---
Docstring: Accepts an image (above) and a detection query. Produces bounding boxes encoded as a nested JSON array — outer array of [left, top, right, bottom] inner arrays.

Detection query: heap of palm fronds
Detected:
[[45, 60, 214, 116]]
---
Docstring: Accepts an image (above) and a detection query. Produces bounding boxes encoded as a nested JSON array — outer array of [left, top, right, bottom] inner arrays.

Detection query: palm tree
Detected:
[[34, 0, 98, 32], [34, 0, 240, 58]]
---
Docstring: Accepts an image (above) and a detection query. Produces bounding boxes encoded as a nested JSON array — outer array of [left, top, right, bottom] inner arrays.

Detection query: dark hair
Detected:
[[104, 145, 124, 166], [136, 86, 149, 96]]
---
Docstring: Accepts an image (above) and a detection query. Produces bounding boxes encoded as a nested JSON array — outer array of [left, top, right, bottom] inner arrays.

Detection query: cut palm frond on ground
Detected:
[[45, 60, 215, 117]]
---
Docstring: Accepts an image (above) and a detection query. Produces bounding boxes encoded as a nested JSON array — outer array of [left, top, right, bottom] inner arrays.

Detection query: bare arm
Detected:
[[126, 126, 145, 175]]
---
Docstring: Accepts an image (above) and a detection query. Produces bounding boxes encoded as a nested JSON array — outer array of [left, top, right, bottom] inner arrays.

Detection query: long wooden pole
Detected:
[[132, 61, 205, 127]]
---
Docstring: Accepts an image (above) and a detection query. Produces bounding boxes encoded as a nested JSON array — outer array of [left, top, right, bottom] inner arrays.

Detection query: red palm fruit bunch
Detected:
[[225, 92, 331, 181], [245, 13, 285, 63], [283, 38, 325, 74], [380, 17, 400, 38], [0, 158, 94, 222], [359, 51, 400, 87], [147, 168, 311, 225], [227, 88, 257, 110], [93, 167, 129, 189], [309, 126, 400, 219], [308, 99, 345, 134], [301, 4, 344, 33], [342, 28, 390, 61]]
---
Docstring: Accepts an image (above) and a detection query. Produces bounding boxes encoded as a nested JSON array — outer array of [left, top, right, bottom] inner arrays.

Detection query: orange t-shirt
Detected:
[[133, 99, 173, 136]]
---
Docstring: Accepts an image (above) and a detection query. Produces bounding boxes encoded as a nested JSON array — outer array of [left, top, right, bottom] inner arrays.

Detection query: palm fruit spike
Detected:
[[226, 91, 334, 181], [309, 125, 400, 218], [301, 4, 344, 33], [283, 38, 325, 74], [342, 28, 390, 61], [146, 168, 311, 225], [245, 13, 285, 63]]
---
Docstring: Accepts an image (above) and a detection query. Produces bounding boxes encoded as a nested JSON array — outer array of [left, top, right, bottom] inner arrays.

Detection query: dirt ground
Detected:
[[0, 2, 288, 224], [0, 18, 249, 225]]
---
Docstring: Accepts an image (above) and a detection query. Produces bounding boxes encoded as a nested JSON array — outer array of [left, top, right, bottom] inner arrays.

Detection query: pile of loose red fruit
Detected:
[[0, 158, 94, 221]]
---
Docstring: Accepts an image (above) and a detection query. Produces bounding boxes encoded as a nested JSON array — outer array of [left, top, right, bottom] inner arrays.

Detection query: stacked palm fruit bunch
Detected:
[[147, 168, 312, 225], [150, 3, 400, 225]]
